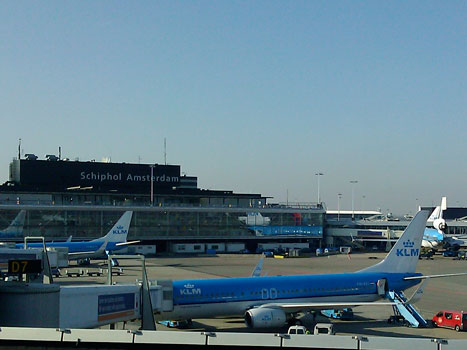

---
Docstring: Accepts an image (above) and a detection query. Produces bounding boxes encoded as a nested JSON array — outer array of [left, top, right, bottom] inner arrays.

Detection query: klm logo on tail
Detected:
[[396, 240, 419, 257], [112, 225, 127, 235]]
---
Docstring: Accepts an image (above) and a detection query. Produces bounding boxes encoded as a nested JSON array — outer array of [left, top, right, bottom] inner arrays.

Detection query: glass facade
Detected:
[[0, 207, 324, 241]]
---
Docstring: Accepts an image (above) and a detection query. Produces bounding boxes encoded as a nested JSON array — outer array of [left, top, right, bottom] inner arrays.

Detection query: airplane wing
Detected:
[[403, 272, 467, 280], [68, 242, 107, 259], [115, 240, 141, 247], [257, 301, 398, 313]]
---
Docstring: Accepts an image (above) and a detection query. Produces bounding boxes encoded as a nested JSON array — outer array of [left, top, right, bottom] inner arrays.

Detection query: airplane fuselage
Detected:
[[156, 272, 421, 321]]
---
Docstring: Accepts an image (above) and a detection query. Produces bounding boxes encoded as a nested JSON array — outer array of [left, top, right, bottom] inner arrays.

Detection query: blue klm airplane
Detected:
[[15, 211, 134, 260], [0, 210, 26, 238], [156, 210, 466, 328]]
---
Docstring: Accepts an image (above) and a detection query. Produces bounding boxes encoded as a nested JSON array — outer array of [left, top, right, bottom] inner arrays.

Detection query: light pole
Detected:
[[315, 172, 324, 205], [149, 165, 155, 206], [350, 180, 358, 220], [337, 193, 342, 221]]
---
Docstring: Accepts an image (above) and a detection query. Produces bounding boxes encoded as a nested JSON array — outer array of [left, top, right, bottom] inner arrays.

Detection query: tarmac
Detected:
[[58, 252, 467, 339]]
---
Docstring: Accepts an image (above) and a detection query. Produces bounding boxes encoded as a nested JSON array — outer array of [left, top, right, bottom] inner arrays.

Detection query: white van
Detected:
[[287, 325, 309, 335], [313, 323, 335, 335]]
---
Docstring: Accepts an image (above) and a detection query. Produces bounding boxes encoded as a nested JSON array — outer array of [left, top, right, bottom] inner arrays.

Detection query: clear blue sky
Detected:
[[1, 1, 465, 214]]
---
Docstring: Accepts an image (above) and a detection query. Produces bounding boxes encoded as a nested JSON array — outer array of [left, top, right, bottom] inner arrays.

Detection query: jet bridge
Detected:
[[0, 249, 170, 330]]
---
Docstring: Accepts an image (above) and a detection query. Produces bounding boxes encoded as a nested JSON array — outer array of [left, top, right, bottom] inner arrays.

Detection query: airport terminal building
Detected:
[[0, 156, 325, 252]]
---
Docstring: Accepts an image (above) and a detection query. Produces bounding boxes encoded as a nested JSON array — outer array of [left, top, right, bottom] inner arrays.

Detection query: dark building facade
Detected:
[[3, 158, 265, 207]]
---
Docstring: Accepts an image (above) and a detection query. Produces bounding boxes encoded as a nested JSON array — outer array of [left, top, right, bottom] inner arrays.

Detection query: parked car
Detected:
[[432, 310, 466, 332]]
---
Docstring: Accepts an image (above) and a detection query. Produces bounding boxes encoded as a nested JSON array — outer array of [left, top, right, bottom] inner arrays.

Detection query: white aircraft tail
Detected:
[[91, 211, 133, 244], [431, 197, 447, 232], [428, 206, 441, 221], [2, 210, 26, 235], [428, 197, 447, 221], [359, 210, 430, 274]]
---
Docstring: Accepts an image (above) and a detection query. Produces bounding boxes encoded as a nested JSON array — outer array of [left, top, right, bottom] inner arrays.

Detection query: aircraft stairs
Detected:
[[386, 291, 428, 328]]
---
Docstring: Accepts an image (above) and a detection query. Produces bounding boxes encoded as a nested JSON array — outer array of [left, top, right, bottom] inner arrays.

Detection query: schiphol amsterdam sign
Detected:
[[80, 171, 179, 183], [19, 160, 182, 188]]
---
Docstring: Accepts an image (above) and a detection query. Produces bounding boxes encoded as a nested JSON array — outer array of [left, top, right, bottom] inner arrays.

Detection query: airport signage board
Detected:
[[250, 225, 323, 237], [18, 160, 180, 190], [97, 293, 136, 322], [357, 230, 383, 237], [8, 259, 42, 274]]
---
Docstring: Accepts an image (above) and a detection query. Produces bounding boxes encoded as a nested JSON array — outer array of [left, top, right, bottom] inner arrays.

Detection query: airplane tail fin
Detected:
[[428, 196, 447, 221], [3, 210, 26, 235], [432, 197, 447, 232], [359, 210, 430, 274], [428, 206, 441, 221], [92, 211, 133, 244], [440, 197, 447, 213]]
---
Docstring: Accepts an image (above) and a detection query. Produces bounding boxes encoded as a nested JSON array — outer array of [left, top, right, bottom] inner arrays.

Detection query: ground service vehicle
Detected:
[[313, 323, 335, 335], [320, 308, 354, 320], [288, 325, 309, 335], [432, 310, 466, 331]]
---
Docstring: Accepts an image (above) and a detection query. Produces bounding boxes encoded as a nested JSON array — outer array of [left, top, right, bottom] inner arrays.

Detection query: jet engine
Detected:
[[433, 218, 446, 232], [244, 308, 287, 328]]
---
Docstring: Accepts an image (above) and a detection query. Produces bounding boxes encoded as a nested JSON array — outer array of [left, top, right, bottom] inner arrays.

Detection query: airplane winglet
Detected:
[[251, 255, 265, 277]]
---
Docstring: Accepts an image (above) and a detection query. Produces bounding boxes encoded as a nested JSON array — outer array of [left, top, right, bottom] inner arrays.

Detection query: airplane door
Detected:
[[269, 288, 277, 300], [377, 279, 387, 297]]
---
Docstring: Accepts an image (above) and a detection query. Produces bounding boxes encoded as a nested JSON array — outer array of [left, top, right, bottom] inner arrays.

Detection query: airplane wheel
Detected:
[[455, 325, 460, 332]]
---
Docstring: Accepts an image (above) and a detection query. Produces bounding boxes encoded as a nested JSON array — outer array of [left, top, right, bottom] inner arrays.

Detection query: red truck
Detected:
[[432, 310, 466, 332]]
